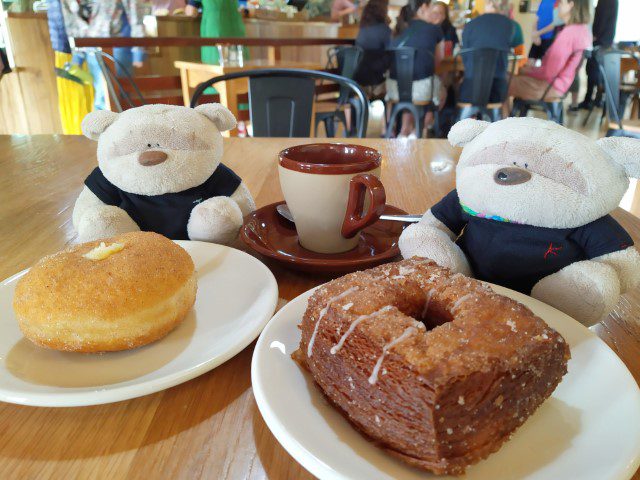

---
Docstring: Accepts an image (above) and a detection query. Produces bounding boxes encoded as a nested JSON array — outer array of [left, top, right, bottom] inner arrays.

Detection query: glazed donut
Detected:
[[13, 231, 197, 353], [295, 257, 569, 476]]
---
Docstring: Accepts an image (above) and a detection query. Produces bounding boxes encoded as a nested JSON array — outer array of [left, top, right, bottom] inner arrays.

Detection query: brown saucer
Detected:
[[240, 201, 408, 273]]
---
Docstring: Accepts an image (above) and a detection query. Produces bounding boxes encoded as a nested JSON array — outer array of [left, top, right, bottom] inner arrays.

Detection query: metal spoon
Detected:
[[276, 204, 422, 224]]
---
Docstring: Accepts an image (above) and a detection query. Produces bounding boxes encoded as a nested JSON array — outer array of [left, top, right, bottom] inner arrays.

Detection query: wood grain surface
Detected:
[[0, 135, 638, 479]]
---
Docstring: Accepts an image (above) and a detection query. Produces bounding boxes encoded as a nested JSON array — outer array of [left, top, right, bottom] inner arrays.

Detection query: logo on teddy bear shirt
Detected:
[[543, 243, 562, 260]]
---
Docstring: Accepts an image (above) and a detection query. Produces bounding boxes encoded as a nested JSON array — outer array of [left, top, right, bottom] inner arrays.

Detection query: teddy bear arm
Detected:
[[187, 196, 243, 244], [73, 187, 140, 242], [399, 222, 472, 275], [531, 260, 621, 327], [72, 187, 106, 228], [230, 182, 256, 217], [591, 247, 640, 294], [420, 209, 458, 241]]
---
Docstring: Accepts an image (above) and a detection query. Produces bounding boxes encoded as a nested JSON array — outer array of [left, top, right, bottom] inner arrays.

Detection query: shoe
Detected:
[[407, 132, 417, 140], [577, 100, 592, 110], [396, 133, 408, 139], [568, 105, 579, 114]]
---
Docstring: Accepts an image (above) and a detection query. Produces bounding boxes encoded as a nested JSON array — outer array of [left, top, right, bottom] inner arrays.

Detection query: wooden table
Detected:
[[0, 135, 638, 479], [174, 59, 324, 133]]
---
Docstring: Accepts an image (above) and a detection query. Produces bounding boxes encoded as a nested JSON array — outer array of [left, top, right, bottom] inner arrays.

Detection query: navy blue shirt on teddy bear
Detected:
[[85, 165, 241, 240], [431, 189, 634, 294]]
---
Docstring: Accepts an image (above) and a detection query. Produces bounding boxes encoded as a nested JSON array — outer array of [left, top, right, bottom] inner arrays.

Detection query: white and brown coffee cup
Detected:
[[278, 143, 386, 254]]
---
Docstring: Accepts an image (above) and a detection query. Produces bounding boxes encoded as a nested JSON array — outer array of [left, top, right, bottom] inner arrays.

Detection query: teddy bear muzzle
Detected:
[[494, 167, 531, 186], [138, 150, 168, 166]]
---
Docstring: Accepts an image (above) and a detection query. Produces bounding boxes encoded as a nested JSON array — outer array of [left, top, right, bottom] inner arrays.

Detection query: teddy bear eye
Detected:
[[147, 143, 151, 148], [512, 161, 516, 166], [525, 163, 528, 169], [156, 143, 160, 147]]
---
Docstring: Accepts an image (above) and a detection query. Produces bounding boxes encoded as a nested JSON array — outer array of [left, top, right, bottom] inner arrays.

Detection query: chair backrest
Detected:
[[457, 47, 507, 106], [334, 46, 364, 103], [249, 75, 316, 137], [596, 48, 640, 129], [389, 47, 417, 103], [91, 50, 146, 112], [190, 68, 370, 138]]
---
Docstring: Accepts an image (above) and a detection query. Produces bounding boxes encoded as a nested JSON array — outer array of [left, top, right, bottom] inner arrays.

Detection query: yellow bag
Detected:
[[54, 51, 94, 135]]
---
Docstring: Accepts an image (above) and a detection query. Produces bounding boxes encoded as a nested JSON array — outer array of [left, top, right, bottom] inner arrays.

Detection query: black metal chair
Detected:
[[455, 47, 513, 122], [190, 68, 369, 138], [315, 46, 364, 137], [511, 49, 586, 124], [91, 50, 146, 112], [385, 46, 439, 138], [598, 48, 640, 139]]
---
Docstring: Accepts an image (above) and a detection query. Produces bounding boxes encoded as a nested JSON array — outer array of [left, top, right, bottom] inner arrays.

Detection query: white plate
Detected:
[[1, 241, 278, 407], [252, 284, 640, 480]]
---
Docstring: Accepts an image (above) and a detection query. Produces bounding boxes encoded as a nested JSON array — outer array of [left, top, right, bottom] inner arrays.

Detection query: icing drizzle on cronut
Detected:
[[295, 257, 570, 476]]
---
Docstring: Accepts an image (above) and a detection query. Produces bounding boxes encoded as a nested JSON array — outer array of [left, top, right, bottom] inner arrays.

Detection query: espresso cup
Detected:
[[278, 143, 386, 254]]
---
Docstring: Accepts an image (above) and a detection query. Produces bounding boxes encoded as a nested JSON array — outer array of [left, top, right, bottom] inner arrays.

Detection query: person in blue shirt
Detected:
[[529, 0, 557, 59]]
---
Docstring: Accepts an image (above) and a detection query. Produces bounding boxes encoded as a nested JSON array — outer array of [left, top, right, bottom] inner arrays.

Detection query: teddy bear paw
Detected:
[[76, 206, 140, 242], [531, 261, 621, 327], [399, 223, 472, 275], [187, 196, 243, 244]]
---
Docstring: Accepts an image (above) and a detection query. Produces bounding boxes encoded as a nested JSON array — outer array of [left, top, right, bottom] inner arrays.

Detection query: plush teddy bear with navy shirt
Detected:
[[399, 117, 640, 326], [72, 103, 255, 245]]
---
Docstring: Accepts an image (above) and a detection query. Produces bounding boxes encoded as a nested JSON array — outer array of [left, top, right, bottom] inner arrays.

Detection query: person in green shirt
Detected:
[[186, 0, 246, 64]]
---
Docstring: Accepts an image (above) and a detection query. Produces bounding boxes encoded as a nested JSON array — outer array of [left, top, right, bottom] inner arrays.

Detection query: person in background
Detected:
[[579, 0, 619, 109], [331, 0, 356, 21], [387, 0, 444, 138], [428, 1, 458, 56], [303, 0, 356, 21], [186, 0, 246, 64], [354, 0, 391, 98], [151, 0, 187, 15], [458, 0, 522, 106], [47, 0, 93, 133], [507, 0, 591, 112], [394, 3, 412, 36], [61, 0, 146, 110], [529, 0, 557, 60], [531, 2, 565, 51]]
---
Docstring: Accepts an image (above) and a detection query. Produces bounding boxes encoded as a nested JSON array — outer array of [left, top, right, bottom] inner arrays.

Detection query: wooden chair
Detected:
[[92, 50, 218, 112]]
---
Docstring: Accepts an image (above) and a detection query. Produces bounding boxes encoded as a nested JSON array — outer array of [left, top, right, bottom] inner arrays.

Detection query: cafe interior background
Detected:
[[0, 0, 640, 208], [1, 0, 640, 478]]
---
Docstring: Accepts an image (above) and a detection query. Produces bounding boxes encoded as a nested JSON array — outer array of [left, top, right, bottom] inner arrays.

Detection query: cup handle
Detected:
[[341, 174, 386, 239]]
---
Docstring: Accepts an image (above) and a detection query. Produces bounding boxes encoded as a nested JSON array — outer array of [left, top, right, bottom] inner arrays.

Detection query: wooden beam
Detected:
[[71, 37, 356, 48]]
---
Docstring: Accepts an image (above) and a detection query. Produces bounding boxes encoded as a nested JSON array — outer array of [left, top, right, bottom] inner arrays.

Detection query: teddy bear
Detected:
[[72, 103, 255, 245], [399, 117, 640, 327]]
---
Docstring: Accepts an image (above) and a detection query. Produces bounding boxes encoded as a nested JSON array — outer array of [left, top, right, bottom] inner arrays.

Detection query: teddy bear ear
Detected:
[[195, 103, 237, 132], [447, 119, 490, 147], [597, 137, 640, 178], [81, 110, 119, 141]]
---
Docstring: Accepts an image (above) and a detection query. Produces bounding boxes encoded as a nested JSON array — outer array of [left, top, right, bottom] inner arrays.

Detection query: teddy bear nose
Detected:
[[494, 167, 531, 186], [138, 150, 168, 166]]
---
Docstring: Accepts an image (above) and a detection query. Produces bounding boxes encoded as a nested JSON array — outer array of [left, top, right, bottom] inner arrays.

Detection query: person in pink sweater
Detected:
[[507, 0, 591, 106]]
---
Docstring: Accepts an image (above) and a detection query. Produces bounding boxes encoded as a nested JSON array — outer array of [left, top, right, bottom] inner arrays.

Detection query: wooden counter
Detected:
[[0, 12, 62, 134]]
